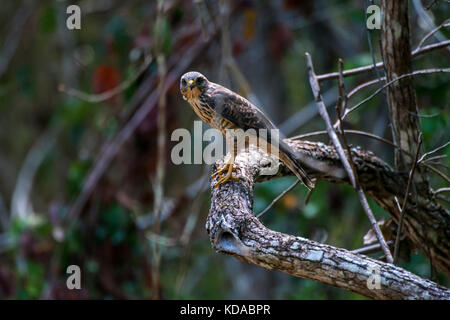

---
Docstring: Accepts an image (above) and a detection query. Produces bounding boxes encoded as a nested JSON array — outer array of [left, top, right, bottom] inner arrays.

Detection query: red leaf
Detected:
[[92, 64, 121, 94]]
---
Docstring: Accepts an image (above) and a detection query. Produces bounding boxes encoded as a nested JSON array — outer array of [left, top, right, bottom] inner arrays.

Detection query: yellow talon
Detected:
[[212, 164, 236, 178], [213, 163, 239, 187]]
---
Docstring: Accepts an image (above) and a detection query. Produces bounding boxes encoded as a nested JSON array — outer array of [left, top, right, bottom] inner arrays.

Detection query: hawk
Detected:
[[180, 71, 314, 190]]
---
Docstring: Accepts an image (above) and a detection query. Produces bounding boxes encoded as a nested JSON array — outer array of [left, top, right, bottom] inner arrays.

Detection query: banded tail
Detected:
[[279, 141, 315, 190]]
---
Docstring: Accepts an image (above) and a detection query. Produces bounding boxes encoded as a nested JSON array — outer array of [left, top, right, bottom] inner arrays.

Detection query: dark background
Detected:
[[0, 0, 448, 299]]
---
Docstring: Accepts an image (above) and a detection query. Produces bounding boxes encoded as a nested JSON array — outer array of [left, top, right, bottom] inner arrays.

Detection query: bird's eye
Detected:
[[181, 79, 187, 86], [196, 77, 204, 84]]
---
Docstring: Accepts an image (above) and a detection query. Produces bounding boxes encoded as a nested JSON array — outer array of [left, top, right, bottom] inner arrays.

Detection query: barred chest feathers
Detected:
[[189, 96, 214, 126], [188, 93, 237, 136]]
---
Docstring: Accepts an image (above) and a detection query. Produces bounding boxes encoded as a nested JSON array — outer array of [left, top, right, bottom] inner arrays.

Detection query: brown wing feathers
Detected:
[[207, 82, 314, 189]]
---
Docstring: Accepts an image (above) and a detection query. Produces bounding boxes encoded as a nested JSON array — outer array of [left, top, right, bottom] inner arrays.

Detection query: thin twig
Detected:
[[336, 58, 347, 117], [304, 183, 315, 205], [427, 241, 438, 283], [133, 174, 209, 231], [151, 63, 166, 294], [218, 0, 232, 85], [146, 231, 178, 247], [394, 196, 402, 213], [306, 54, 355, 187], [347, 77, 386, 100], [316, 39, 450, 81], [342, 68, 450, 120], [436, 194, 450, 204], [317, 61, 383, 82], [179, 167, 210, 244], [412, 0, 449, 52], [416, 20, 450, 49], [291, 129, 402, 151], [352, 240, 394, 255], [393, 134, 423, 264], [427, 161, 450, 170], [424, 0, 440, 10], [257, 180, 300, 218], [423, 155, 447, 163], [336, 58, 392, 262], [280, 87, 337, 136], [418, 141, 450, 164], [423, 163, 450, 184], [59, 55, 153, 103], [411, 39, 450, 56], [408, 110, 442, 118], [151, 0, 168, 300], [219, 0, 264, 109], [434, 187, 450, 195], [11, 125, 59, 219], [336, 59, 361, 189], [194, 0, 212, 41], [306, 52, 394, 263]]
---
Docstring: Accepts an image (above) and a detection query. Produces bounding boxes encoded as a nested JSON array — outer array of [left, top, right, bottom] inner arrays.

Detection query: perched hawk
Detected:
[[180, 71, 314, 190]]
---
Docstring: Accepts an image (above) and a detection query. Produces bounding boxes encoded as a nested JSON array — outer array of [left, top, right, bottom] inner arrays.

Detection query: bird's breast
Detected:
[[189, 99, 214, 127], [188, 98, 237, 136]]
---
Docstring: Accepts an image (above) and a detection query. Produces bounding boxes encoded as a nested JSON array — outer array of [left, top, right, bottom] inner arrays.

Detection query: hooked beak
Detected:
[[187, 79, 195, 90]]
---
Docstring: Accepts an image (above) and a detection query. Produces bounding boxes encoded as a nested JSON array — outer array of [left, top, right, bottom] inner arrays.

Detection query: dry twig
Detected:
[[341, 68, 450, 120], [306, 52, 394, 263], [393, 134, 423, 264], [59, 55, 153, 103], [257, 180, 300, 218], [416, 20, 450, 49], [316, 40, 450, 81]]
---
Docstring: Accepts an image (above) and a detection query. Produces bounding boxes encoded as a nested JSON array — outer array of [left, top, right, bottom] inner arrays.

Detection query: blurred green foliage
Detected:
[[0, 0, 448, 300]]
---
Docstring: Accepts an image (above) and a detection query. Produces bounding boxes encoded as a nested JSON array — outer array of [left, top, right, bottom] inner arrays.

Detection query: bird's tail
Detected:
[[278, 141, 315, 190]]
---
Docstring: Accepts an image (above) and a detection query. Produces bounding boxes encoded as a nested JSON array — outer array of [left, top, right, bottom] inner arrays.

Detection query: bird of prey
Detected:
[[180, 71, 314, 190]]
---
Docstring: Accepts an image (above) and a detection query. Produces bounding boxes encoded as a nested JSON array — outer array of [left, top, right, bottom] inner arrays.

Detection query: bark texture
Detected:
[[378, 0, 450, 274], [381, 0, 424, 178], [204, 0, 449, 299], [206, 141, 450, 299]]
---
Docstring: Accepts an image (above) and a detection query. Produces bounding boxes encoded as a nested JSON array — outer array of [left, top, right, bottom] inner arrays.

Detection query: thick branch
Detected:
[[381, 0, 423, 175], [206, 144, 450, 299]]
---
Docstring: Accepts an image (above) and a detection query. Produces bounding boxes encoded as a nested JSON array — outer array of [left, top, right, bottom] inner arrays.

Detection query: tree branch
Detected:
[[206, 144, 450, 299], [315, 39, 449, 82], [305, 52, 393, 263], [393, 134, 423, 264], [341, 68, 450, 121], [381, 0, 423, 173], [416, 20, 450, 50]]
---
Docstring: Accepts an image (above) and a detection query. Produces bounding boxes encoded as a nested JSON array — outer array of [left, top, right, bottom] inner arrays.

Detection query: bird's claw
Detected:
[[211, 164, 236, 178], [212, 164, 239, 187]]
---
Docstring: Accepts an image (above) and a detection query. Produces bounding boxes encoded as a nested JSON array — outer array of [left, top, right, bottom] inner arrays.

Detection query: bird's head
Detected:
[[180, 71, 209, 101]]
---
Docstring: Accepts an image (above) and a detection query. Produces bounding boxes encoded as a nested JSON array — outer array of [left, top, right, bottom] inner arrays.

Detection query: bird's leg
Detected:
[[212, 133, 242, 187], [211, 159, 236, 178], [213, 154, 239, 187]]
